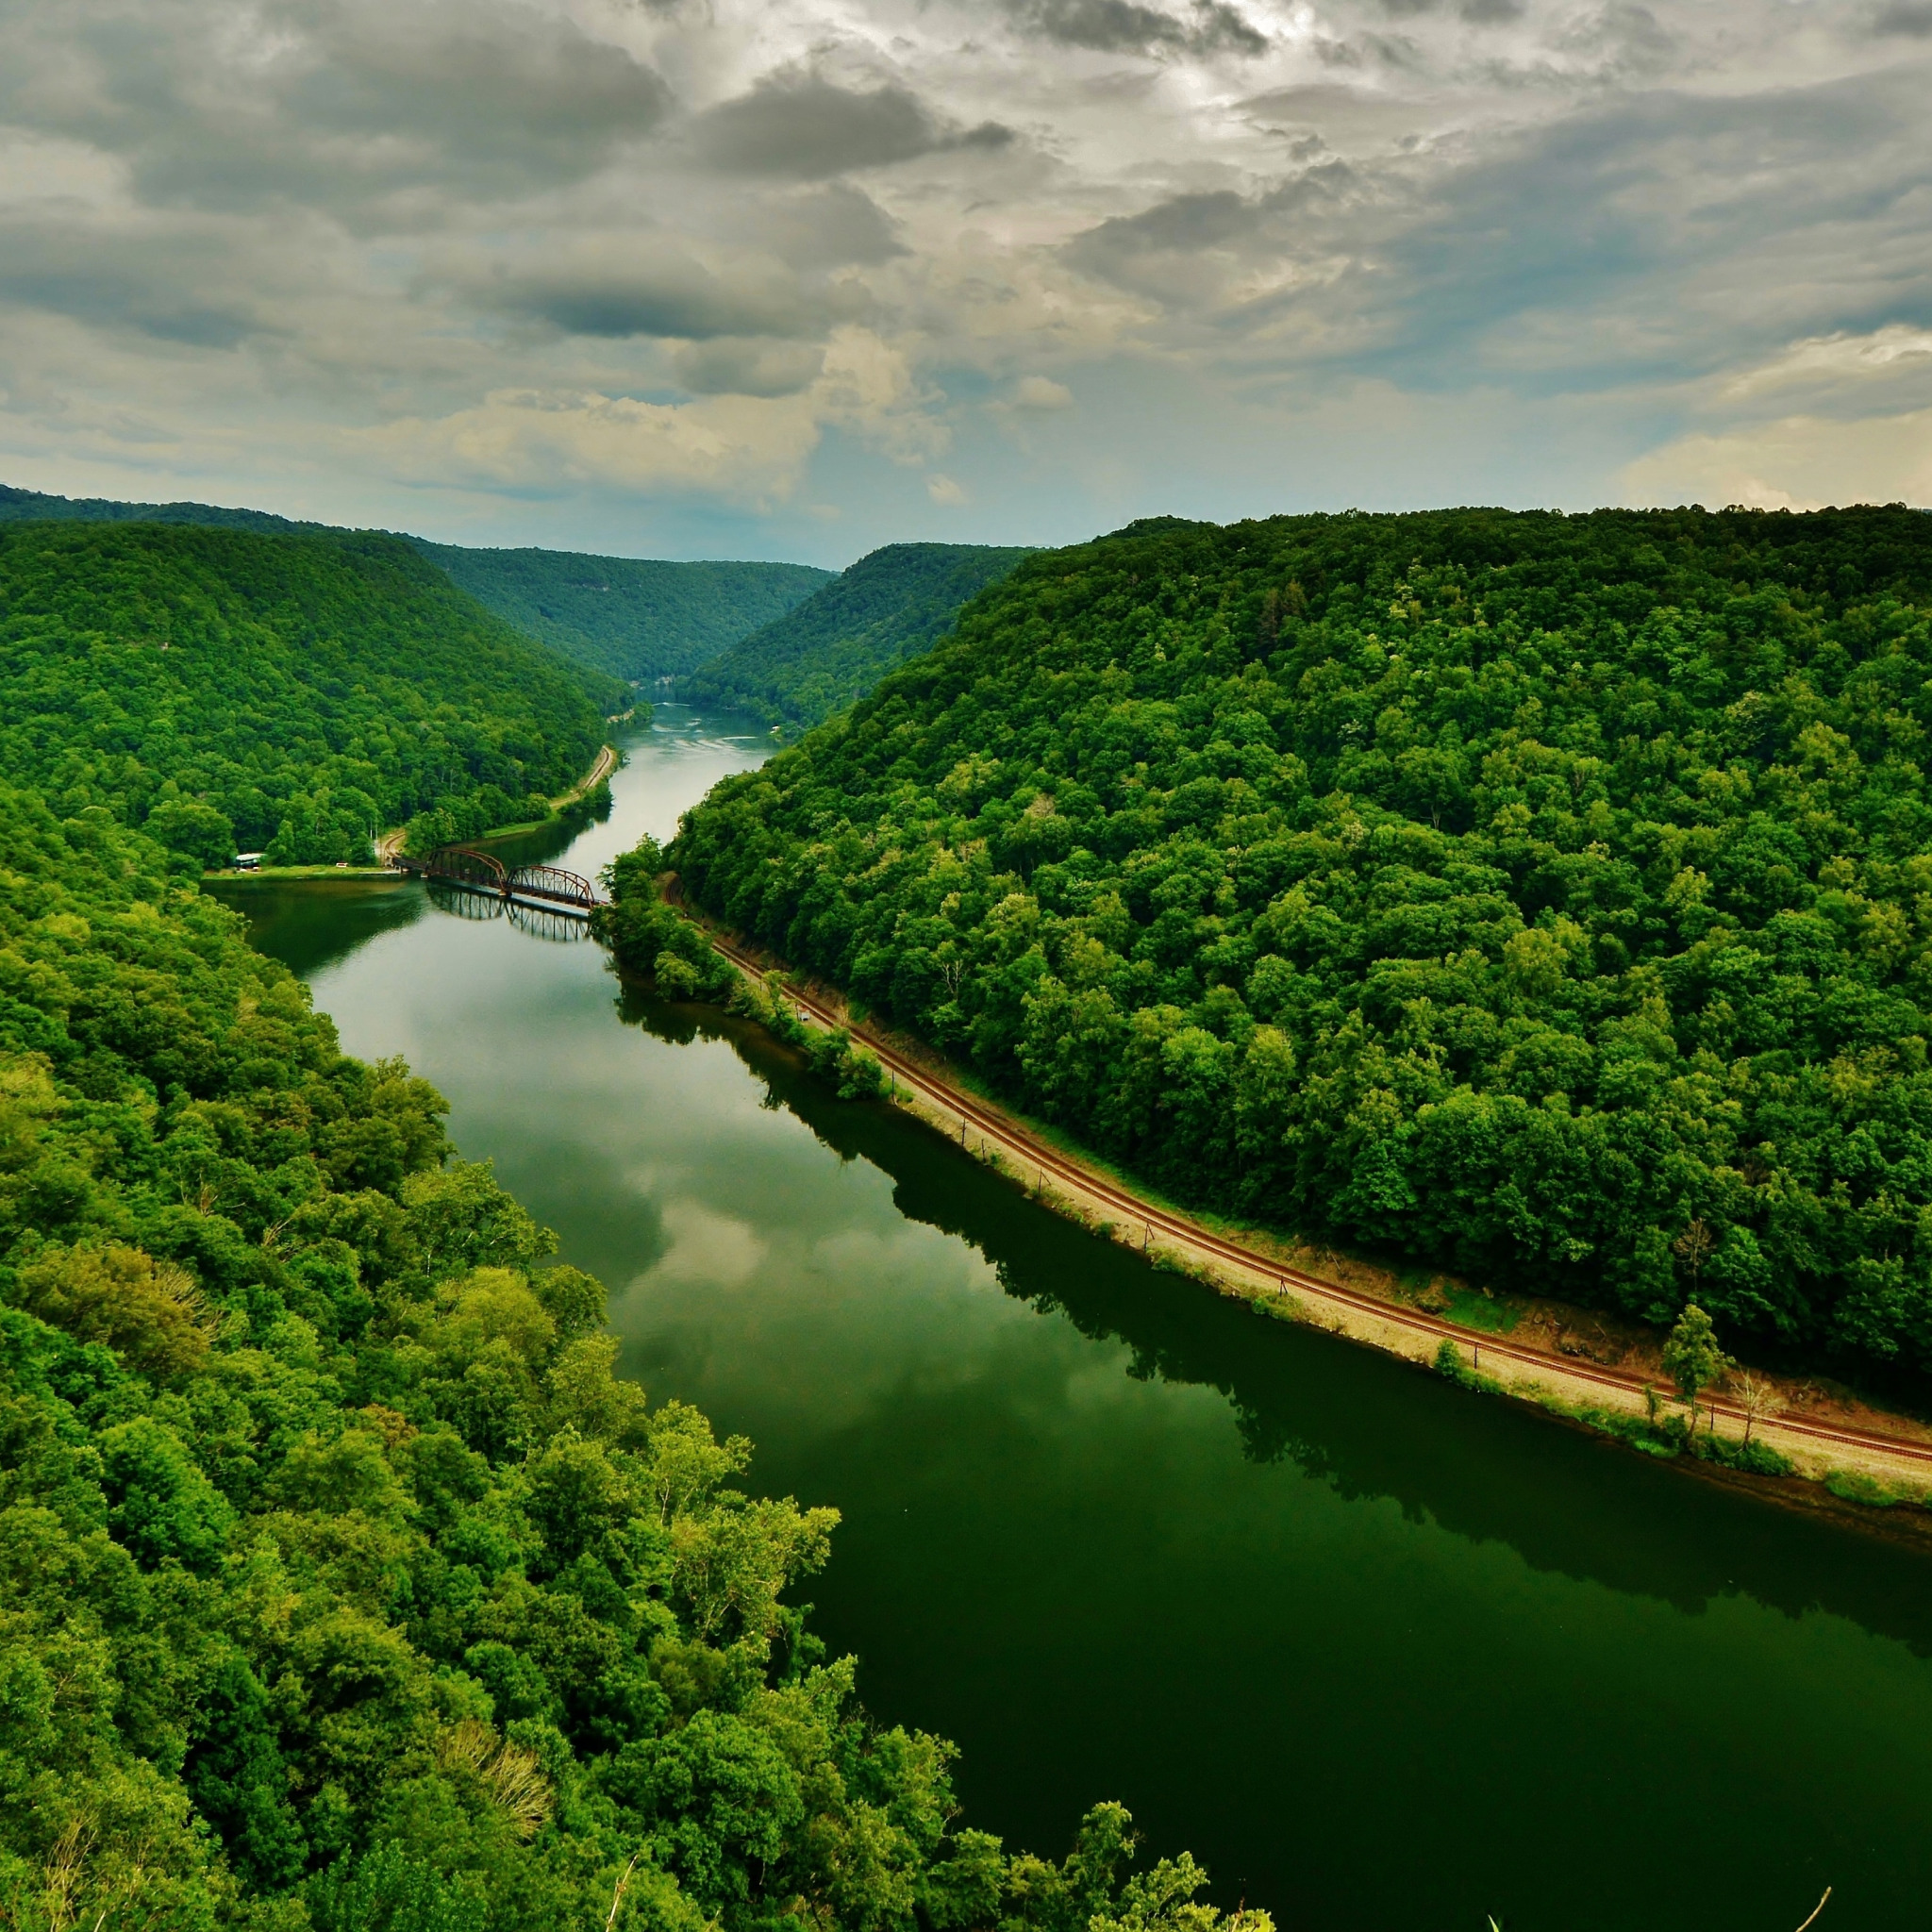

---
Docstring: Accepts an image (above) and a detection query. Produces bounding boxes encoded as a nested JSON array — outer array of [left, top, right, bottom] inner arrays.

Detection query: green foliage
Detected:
[[0, 779, 1257, 1930], [727, 973, 814, 1052], [1660, 1302, 1732, 1418], [1824, 1469, 1909, 1507], [682, 543, 1033, 730], [804, 1026, 888, 1101], [0, 521, 622, 865], [594, 845, 738, 1002], [668, 505, 1932, 1379], [1572, 1405, 1684, 1460], [1691, 1430, 1795, 1477], [414, 543, 832, 684]]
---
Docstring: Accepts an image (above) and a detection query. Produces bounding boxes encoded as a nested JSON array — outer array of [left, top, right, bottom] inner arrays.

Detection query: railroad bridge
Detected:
[[391, 846, 602, 920]]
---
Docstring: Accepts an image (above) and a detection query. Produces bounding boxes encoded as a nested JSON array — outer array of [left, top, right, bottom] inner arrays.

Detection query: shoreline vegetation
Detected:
[[625, 880, 1932, 1523], [0, 779, 1275, 1930], [642, 506, 1932, 1521], [218, 739, 628, 883]]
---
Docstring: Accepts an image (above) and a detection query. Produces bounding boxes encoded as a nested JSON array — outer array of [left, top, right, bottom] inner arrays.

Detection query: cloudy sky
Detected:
[[0, 0, 1927, 563]]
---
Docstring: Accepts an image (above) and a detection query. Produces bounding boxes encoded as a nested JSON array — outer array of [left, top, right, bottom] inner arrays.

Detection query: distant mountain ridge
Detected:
[[681, 541, 1034, 731], [0, 481, 321, 534], [411, 541, 831, 683], [0, 482, 832, 686]]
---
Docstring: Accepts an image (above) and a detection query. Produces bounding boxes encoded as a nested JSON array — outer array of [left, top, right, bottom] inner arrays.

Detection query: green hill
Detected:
[[412, 541, 831, 684], [1, 484, 832, 686], [0, 480, 319, 535], [680, 542, 1033, 730], [0, 785, 1259, 1932], [668, 506, 1932, 1379], [0, 521, 622, 867]]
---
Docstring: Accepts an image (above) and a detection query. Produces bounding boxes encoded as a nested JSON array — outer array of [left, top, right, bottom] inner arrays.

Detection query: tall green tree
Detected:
[[1661, 1303, 1733, 1437]]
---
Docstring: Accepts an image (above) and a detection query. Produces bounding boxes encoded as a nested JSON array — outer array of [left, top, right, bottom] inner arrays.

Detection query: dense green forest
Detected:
[[0, 523, 623, 868], [667, 506, 1932, 1379], [0, 786, 1265, 1932], [682, 545, 1032, 732], [416, 544, 831, 686], [1, 484, 832, 689]]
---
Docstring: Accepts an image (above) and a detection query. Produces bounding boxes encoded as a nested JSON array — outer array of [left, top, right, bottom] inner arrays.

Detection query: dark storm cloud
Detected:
[[1002, 0, 1268, 56], [280, 3, 675, 170], [0, 0, 672, 215], [462, 248, 865, 341], [1059, 56, 1932, 408], [726, 186, 908, 270], [690, 75, 1012, 179], [1061, 163, 1360, 297], [490, 270, 768, 340], [1871, 0, 1932, 31], [1371, 73, 1932, 380], [0, 219, 272, 348]]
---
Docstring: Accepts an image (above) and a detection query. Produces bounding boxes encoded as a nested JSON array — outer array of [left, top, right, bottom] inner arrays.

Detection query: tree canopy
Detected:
[[0, 783, 1265, 1932], [681, 544, 1033, 732], [667, 506, 1932, 1379], [0, 522, 623, 867]]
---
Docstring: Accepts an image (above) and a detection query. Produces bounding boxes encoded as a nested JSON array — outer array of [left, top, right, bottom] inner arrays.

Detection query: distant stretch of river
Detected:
[[210, 706, 1932, 1932]]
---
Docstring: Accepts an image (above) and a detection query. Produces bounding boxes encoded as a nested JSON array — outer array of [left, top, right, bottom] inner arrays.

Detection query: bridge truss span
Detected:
[[393, 845, 603, 921], [507, 862, 598, 911]]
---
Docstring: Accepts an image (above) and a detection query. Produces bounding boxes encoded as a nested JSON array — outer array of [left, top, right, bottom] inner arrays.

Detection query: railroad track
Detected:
[[706, 928, 1932, 1474]]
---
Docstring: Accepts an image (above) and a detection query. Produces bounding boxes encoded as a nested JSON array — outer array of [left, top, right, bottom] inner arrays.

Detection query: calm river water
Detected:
[[211, 708, 1932, 1932]]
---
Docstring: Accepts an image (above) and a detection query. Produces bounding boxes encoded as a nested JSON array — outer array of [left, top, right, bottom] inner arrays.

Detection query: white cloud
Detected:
[[1721, 325, 1932, 402], [926, 471, 968, 503], [0, 0, 1929, 554], [357, 385, 825, 501], [352, 325, 949, 503], [1620, 407, 1932, 511], [1007, 375, 1074, 411]]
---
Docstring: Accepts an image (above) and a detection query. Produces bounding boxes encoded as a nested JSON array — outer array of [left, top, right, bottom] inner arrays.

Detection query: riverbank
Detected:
[[672, 895, 1932, 1506], [208, 707, 1932, 1927], [225, 741, 623, 880]]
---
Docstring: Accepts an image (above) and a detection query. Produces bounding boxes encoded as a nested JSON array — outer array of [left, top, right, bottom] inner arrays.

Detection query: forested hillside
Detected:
[[2, 484, 831, 687], [669, 506, 1932, 1379], [413, 544, 832, 684], [0, 787, 1265, 1930], [0, 482, 318, 535], [681, 543, 1032, 730], [0, 522, 621, 868]]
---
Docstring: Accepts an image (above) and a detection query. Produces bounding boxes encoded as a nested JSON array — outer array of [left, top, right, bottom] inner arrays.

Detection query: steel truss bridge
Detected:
[[391, 846, 603, 920]]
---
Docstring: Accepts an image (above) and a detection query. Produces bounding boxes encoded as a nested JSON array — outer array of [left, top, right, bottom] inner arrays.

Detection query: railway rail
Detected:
[[706, 928, 1932, 1475]]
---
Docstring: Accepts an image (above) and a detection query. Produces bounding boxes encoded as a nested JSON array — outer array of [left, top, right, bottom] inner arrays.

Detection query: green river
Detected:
[[211, 708, 1932, 1932]]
